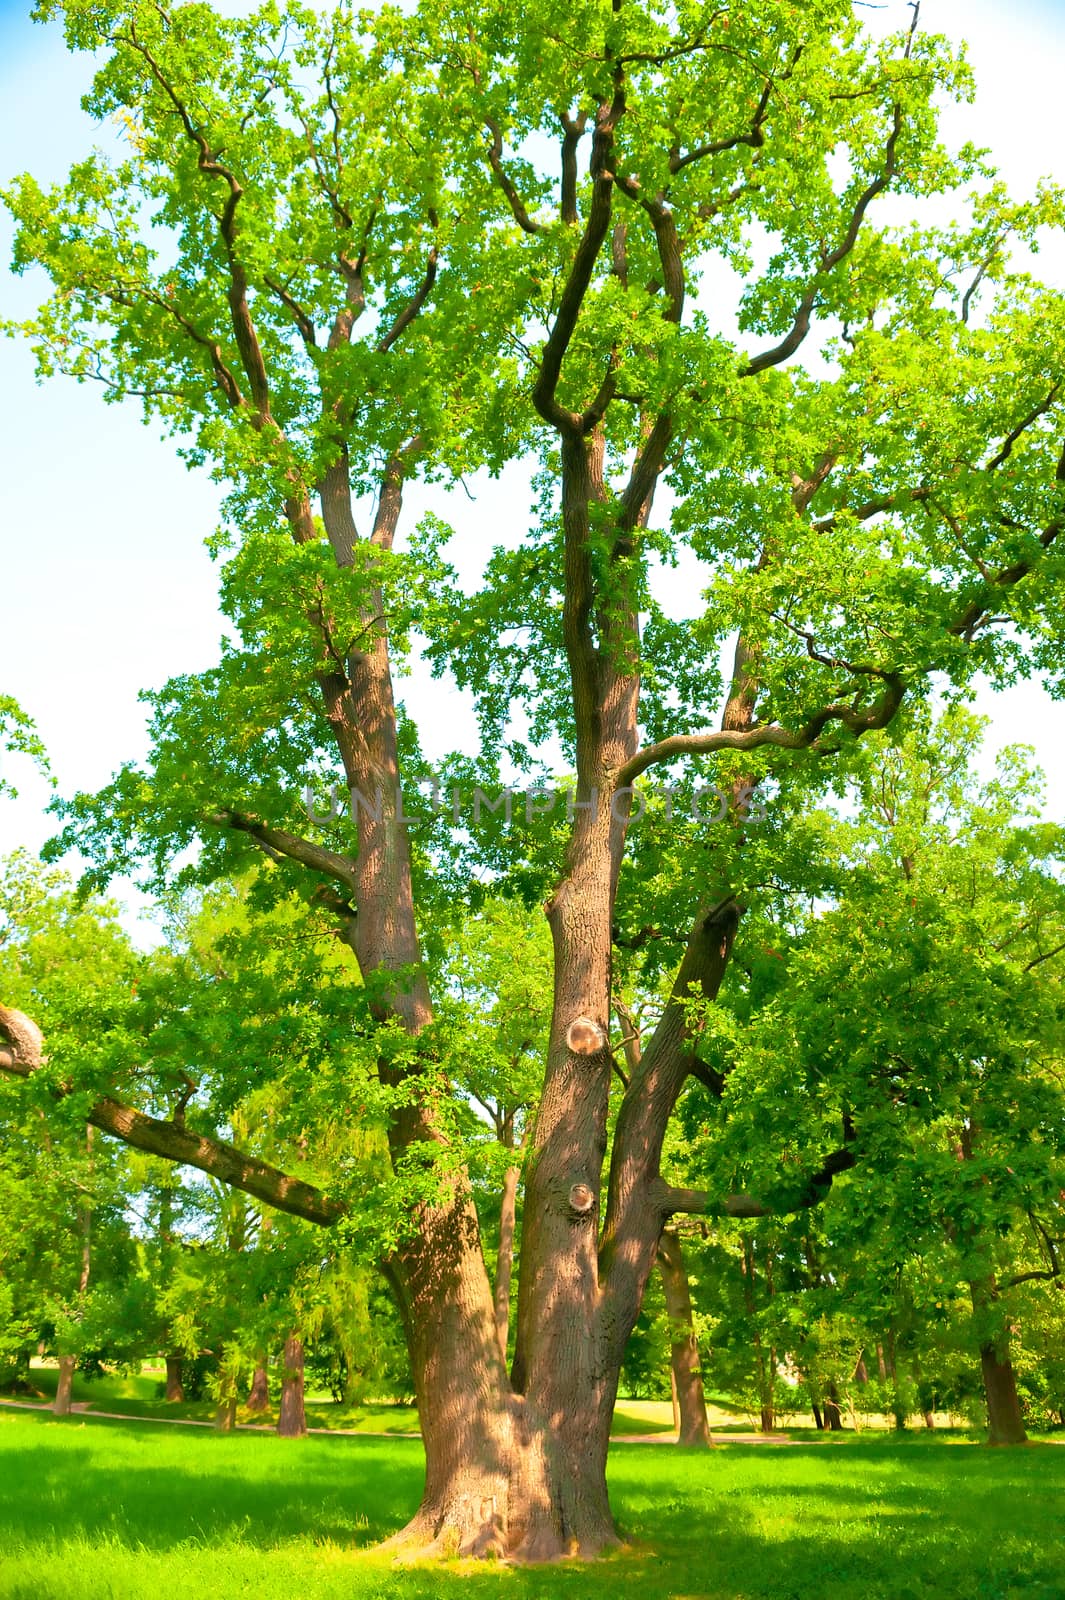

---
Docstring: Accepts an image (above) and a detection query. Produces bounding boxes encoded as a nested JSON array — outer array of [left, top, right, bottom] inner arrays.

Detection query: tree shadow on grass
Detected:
[[0, 1412, 423, 1550], [2, 1420, 1062, 1600]]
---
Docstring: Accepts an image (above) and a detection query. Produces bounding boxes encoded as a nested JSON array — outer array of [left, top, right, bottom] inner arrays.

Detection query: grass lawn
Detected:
[[1, 1411, 1062, 1600], [14, 1363, 698, 1436]]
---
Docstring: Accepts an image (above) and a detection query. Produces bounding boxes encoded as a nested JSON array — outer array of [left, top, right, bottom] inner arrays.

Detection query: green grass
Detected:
[[1, 1411, 1062, 1599], [14, 1364, 686, 1436]]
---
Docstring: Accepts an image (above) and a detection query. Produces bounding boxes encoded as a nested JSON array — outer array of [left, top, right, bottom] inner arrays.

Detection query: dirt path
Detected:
[[0, 1397, 796, 1444]]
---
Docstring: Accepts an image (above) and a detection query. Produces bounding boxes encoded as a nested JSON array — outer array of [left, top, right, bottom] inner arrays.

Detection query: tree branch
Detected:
[[378, 239, 439, 354], [742, 104, 903, 377], [615, 672, 906, 787], [485, 118, 543, 235], [0, 1005, 342, 1226], [208, 809, 360, 893], [532, 87, 626, 434], [653, 1143, 858, 1220]]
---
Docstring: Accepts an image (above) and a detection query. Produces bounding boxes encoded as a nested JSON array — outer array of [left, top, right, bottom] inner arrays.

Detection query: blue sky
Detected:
[[1, 1, 1064, 940]]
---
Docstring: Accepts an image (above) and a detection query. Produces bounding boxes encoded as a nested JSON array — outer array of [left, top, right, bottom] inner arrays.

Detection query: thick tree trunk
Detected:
[[968, 1272, 1027, 1445], [277, 1335, 307, 1438], [164, 1354, 184, 1403], [657, 1227, 712, 1447], [247, 1360, 269, 1413], [52, 1355, 76, 1416], [979, 1342, 1027, 1445]]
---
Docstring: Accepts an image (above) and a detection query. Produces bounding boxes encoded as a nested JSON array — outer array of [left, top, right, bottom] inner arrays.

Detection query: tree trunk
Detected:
[[979, 1342, 1027, 1445], [968, 1274, 1027, 1445], [54, 1137, 92, 1418], [824, 1382, 844, 1430], [657, 1226, 712, 1447], [215, 1394, 237, 1432], [277, 1334, 307, 1438], [741, 1235, 775, 1432], [494, 1163, 521, 1359], [811, 1401, 824, 1430], [52, 1355, 76, 1416], [247, 1360, 269, 1413], [1, 1348, 34, 1394], [164, 1354, 184, 1403]]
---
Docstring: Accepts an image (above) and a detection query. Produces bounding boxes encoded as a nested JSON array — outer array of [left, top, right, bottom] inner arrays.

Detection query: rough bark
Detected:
[[979, 1342, 1027, 1445], [657, 1227, 712, 1447], [215, 1393, 238, 1432], [277, 1335, 308, 1438], [52, 1355, 76, 1416], [164, 1354, 185, 1403], [247, 1361, 269, 1413]]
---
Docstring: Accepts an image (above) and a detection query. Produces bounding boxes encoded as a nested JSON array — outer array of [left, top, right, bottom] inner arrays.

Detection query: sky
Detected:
[[0, 0, 1064, 942]]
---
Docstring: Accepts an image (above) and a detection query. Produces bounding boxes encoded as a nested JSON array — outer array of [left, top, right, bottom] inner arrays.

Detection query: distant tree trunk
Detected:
[[657, 1225, 712, 1447], [956, 1129, 1027, 1446], [214, 1344, 238, 1431], [2, 1349, 34, 1394], [494, 1161, 521, 1359], [978, 1340, 1027, 1445], [164, 1355, 184, 1403], [277, 1334, 307, 1438], [215, 1393, 238, 1431], [741, 1235, 775, 1432], [54, 1131, 92, 1417], [811, 1401, 824, 1430], [824, 1381, 844, 1430], [854, 1354, 869, 1384], [923, 1408, 935, 1430], [875, 1342, 888, 1381], [247, 1360, 270, 1413], [52, 1355, 76, 1416]]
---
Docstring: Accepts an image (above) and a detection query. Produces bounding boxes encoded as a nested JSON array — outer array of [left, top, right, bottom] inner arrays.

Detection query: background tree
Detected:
[[685, 712, 1065, 1443]]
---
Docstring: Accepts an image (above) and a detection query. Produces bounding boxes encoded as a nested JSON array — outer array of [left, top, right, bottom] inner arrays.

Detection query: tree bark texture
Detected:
[[165, 1354, 185, 1404], [277, 1335, 308, 1438], [52, 1355, 76, 1417], [657, 1227, 712, 1447], [247, 1361, 270, 1413]]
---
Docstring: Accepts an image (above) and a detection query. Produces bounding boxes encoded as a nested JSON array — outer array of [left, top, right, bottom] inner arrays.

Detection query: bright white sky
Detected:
[[0, 0, 1063, 942]]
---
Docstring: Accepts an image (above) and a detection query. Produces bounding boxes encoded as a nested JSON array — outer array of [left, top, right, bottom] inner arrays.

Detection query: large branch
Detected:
[[532, 87, 626, 435], [615, 671, 905, 787], [653, 1143, 858, 1220], [0, 1006, 342, 1226], [208, 808, 360, 893]]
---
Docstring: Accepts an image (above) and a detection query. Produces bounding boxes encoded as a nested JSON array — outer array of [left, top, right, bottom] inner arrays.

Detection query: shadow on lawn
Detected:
[[0, 1412, 422, 1550], [2, 1420, 1063, 1599]]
